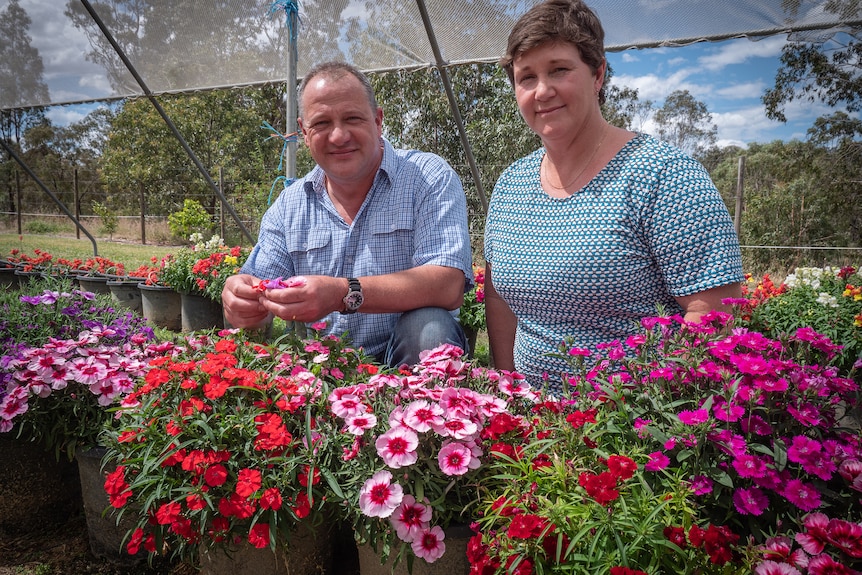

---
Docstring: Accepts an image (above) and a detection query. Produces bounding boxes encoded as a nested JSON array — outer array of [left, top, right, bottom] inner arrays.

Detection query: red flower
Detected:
[[204, 464, 228, 487], [504, 554, 534, 575], [155, 501, 182, 525], [236, 468, 262, 498], [104, 466, 133, 508], [663, 525, 687, 548], [609, 568, 649, 575], [578, 471, 620, 506], [298, 465, 321, 487], [565, 408, 597, 429], [292, 491, 312, 518], [507, 514, 551, 539], [248, 523, 271, 549], [606, 455, 637, 480], [259, 487, 283, 511]]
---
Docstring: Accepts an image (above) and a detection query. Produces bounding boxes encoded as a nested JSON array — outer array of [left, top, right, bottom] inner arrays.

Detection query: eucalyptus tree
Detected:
[[0, 0, 49, 213], [763, 0, 862, 123], [100, 89, 283, 226], [653, 89, 717, 159]]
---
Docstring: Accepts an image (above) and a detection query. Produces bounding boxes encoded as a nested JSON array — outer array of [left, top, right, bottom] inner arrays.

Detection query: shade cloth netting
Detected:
[[2, 0, 861, 111]]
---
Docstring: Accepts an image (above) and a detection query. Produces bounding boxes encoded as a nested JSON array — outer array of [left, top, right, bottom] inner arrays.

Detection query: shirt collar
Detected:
[[307, 137, 395, 194]]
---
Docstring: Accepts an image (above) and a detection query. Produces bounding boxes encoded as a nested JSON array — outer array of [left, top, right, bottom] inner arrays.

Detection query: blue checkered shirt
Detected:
[[242, 138, 473, 358]]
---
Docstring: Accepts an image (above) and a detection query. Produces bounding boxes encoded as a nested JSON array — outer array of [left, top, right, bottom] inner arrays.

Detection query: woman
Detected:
[[484, 0, 744, 393]]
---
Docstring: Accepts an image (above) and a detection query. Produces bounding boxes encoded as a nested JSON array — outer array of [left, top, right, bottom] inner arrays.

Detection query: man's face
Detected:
[[298, 73, 384, 187]]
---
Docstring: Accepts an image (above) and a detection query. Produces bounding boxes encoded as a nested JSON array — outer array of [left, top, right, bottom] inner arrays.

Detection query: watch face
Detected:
[[345, 291, 364, 311]]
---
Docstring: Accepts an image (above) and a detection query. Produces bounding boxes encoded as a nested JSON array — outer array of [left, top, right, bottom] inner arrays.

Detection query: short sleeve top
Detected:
[[242, 138, 473, 359], [484, 133, 744, 389]]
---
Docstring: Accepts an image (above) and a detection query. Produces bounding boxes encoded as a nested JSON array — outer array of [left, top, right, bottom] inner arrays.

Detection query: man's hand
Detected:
[[257, 275, 348, 322], [221, 274, 272, 328]]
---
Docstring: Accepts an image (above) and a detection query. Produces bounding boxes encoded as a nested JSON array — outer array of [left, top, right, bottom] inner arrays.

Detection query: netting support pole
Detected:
[[414, 0, 488, 214], [286, 6, 298, 179], [79, 0, 255, 244], [0, 138, 99, 256]]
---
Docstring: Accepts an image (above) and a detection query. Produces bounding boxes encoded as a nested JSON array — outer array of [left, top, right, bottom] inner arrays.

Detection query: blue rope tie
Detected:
[[267, 0, 300, 45]]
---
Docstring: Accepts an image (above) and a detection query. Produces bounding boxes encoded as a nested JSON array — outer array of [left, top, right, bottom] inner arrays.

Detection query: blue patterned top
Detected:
[[484, 133, 743, 390], [242, 138, 473, 359]]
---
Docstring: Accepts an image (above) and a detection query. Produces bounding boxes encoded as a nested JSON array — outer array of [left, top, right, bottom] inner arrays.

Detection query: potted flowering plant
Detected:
[[0, 281, 159, 460], [101, 324, 377, 569], [469, 310, 862, 574], [737, 265, 862, 384], [160, 234, 249, 303], [324, 343, 538, 572], [459, 265, 486, 343]]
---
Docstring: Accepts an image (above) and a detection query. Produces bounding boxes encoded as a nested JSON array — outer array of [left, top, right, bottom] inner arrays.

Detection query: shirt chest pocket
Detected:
[[365, 212, 414, 274], [286, 228, 336, 276]]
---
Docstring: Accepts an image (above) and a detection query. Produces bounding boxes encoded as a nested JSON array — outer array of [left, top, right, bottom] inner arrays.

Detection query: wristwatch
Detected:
[[342, 277, 364, 314]]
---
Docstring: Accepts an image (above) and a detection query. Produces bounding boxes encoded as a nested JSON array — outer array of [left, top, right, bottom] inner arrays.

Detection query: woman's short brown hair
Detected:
[[501, 0, 606, 104]]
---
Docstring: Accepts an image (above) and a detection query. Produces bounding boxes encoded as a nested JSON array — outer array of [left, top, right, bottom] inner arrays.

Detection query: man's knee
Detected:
[[384, 307, 467, 367]]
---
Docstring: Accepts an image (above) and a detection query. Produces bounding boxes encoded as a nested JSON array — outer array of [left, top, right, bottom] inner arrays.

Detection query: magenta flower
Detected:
[[645, 451, 670, 471], [787, 435, 822, 464], [411, 525, 446, 563], [690, 475, 713, 496], [754, 560, 802, 575], [783, 479, 822, 512], [708, 429, 747, 458], [733, 486, 769, 515], [390, 495, 432, 543], [741, 414, 773, 436], [375, 427, 419, 468], [678, 409, 709, 425], [359, 470, 403, 518], [733, 454, 769, 479], [712, 398, 745, 422], [806, 553, 855, 575], [787, 402, 823, 427]]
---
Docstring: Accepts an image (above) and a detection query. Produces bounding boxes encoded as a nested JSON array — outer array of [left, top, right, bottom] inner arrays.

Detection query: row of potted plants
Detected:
[[3, 233, 250, 306], [0, 264, 860, 574]]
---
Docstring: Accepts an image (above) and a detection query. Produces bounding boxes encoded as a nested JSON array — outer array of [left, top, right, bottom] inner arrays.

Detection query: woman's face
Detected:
[[512, 41, 604, 143]]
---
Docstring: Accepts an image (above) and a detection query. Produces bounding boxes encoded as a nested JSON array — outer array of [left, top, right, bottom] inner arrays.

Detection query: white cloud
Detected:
[[46, 106, 88, 127], [697, 36, 787, 71], [714, 81, 767, 100]]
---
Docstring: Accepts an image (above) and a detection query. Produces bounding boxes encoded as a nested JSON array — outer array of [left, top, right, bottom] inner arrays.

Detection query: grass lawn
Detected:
[[0, 233, 180, 269]]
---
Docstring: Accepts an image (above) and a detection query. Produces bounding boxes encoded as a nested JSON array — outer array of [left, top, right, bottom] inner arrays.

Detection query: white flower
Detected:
[[816, 292, 839, 308]]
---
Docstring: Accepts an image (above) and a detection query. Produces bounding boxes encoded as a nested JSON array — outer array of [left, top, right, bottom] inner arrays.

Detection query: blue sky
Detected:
[[605, 35, 848, 148], [43, 34, 853, 150]]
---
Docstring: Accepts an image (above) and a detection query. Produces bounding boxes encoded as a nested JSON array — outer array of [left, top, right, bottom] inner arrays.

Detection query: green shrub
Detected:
[[92, 200, 118, 238], [167, 199, 212, 242], [24, 220, 60, 234]]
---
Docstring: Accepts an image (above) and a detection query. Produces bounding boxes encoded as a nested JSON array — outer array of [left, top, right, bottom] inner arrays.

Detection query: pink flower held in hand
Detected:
[[254, 276, 308, 290], [359, 470, 403, 518]]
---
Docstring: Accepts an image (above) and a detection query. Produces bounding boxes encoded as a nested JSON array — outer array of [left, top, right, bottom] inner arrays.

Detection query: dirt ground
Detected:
[[0, 510, 188, 575], [0, 506, 362, 575]]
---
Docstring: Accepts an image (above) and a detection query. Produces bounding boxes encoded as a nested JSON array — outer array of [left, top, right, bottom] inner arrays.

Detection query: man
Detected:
[[222, 61, 473, 367]]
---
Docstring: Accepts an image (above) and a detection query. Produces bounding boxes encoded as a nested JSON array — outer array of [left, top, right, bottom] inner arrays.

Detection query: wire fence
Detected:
[[1, 210, 860, 280]]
